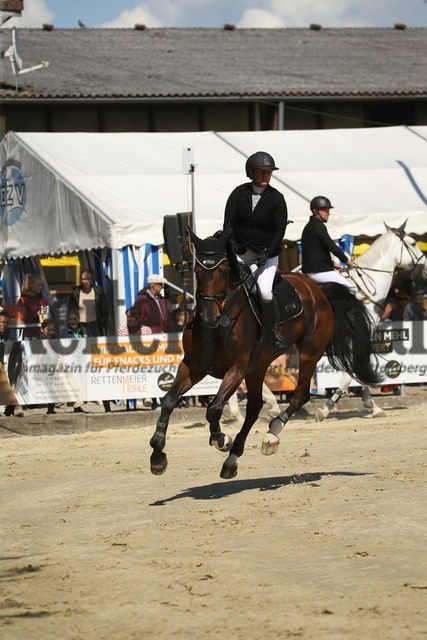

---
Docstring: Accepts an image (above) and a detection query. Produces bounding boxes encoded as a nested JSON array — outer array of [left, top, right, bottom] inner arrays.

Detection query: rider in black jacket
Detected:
[[224, 151, 288, 350], [301, 196, 355, 291]]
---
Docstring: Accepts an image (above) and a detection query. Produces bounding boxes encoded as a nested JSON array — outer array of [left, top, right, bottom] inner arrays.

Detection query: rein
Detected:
[[195, 255, 235, 309], [195, 253, 255, 324], [347, 234, 426, 306]]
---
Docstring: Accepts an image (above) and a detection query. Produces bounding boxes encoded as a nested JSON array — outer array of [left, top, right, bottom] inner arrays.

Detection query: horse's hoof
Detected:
[[315, 406, 329, 422], [261, 432, 280, 456], [220, 454, 238, 479], [371, 406, 386, 418], [210, 434, 233, 453], [150, 450, 168, 475]]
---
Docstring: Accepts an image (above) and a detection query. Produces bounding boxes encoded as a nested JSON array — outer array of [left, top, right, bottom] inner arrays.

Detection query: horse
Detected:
[[149, 228, 382, 479], [315, 222, 427, 421], [224, 382, 281, 425]]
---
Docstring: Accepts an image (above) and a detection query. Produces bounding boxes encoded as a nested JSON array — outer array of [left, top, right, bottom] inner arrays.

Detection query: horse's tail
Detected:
[[319, 282, 383, 386]]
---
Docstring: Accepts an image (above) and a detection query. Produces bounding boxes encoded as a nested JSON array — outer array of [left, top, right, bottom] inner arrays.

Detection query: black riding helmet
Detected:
[[310, 195, 334, 210], [245, 152, 279, 178]]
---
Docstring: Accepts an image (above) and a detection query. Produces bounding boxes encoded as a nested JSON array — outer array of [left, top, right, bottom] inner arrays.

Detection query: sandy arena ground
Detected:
[[1, 401, 426, 640]]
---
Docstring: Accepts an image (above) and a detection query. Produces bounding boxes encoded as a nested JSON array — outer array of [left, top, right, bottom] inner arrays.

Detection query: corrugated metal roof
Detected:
[[1, 27, 426, 100]]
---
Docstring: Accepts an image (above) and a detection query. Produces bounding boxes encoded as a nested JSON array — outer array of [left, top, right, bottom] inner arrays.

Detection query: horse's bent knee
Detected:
[[210, 433, 233, 452]]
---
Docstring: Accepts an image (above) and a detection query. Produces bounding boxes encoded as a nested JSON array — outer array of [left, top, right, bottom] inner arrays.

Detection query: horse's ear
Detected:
[[187, 226, 202, 251], [384, 222, 391, 231], [398, 219, 408, 234]]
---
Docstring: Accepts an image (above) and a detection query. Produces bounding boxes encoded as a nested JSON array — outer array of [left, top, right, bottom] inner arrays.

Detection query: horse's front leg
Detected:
[[221, 370, 265, 479], [206, 370, 246, 454], [149, 362, 203, 475]]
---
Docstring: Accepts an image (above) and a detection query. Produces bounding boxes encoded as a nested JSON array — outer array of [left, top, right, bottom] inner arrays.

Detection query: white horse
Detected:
[[224, 383, 280, 424], [316, 222, 427, 421]]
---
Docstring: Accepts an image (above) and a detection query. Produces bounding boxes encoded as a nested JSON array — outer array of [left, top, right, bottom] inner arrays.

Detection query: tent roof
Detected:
[[1, 126, 426, 258]]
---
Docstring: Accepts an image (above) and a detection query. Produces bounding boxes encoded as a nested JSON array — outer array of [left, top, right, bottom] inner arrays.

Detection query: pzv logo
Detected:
[[1, 164, 27, 226]]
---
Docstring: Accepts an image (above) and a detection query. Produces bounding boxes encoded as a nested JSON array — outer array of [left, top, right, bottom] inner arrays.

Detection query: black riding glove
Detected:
[[253, 253, 268, 268]]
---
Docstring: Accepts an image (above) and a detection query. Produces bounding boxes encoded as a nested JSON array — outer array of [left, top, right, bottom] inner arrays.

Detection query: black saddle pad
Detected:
[[243, 271, 302, 323], [272, 274, 303, 323]]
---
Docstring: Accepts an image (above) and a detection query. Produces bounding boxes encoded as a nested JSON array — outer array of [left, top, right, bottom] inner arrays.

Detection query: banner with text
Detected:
[[1, 322, 425, 405]]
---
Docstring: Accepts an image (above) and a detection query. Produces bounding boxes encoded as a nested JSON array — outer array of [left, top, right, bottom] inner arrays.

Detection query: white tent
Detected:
[[1, 126, 426, 259]]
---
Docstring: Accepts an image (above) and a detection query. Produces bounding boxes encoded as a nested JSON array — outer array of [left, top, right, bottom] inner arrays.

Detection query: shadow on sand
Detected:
[[150, 470, 371, 506]]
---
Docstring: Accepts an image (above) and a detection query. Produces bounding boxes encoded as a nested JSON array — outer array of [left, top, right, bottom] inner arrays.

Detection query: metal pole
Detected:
[[254, 103, 261, 131], [278, 100, 285, 130], [190, 163, 196, 232]]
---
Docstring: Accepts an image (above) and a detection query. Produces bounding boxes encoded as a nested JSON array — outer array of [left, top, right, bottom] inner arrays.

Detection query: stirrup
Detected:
[[272, 326, 286, 350]]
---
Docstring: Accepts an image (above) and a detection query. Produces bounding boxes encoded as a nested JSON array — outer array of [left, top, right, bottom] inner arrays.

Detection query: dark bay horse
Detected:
[[150, 229, 382, 479]]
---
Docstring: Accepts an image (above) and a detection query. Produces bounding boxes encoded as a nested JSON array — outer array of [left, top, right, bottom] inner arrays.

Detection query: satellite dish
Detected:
[[4, 28, 49, 89], [10, 27, 23, 72]]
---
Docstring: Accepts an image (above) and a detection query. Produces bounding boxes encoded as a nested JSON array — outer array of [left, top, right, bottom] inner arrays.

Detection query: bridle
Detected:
[[348, 231, 426, 308], [195, 253, 233, 310], [194, 251, 258, 329]]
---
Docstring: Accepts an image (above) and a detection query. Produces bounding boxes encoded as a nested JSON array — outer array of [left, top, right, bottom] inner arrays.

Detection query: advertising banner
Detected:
[[0, 322, 425, 406], [1, 333, 220, 405], [315, 321, 427, 389]]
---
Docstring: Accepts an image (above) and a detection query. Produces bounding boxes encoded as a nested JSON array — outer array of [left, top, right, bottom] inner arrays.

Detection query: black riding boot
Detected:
[[262, 297, 287, 352]]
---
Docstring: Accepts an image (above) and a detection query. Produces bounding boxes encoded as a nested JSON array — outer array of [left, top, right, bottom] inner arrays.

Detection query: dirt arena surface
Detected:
[[1, 401, 426, 640]]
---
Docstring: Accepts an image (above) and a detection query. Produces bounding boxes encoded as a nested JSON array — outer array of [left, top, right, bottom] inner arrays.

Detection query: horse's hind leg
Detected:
[[149, 363, 202, 475], [223, 391, 244, 424], [261, 350, 318, 456], [362, 385, 385, 417], [315, 372, 352, 422], [262, 382, 280, 417], [221, 371, 264, 479]]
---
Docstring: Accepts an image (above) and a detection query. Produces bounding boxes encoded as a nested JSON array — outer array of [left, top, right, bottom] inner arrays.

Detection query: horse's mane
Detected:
[[354, 230, 397, 268], [226, 239, 241, 282]]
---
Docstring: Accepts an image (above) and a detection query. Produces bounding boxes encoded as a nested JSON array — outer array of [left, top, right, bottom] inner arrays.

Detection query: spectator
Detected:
[[60, 310, 112, 413], [116, 307, 152, 336], [0, 310, 24, 417], [37, 318, 57, 415], [403, 287, 427, 321], [134, 275, 172, 411], [17, 273, 50, 339], [380, 288, 410, 321], [68, 268, 110, 337], [176, 293, 193, 316], [115, 307, 152, 411], [59, 310, 91, 412], [39, 318, 57, 339], [171, 307, 187, 331], [134, 274, 173, 334], [59, 310, 92, 338]]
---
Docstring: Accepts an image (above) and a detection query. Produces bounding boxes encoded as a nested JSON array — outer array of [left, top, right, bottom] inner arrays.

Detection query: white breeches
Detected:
[[305, 270, 356, 293], [237, 250, 278, 302]]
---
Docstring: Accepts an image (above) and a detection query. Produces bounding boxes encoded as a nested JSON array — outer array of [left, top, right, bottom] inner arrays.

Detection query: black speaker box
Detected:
[[163, 213, 192, 264]]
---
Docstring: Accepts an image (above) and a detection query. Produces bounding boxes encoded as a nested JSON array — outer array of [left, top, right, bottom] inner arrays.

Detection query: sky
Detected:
[[4, 0, 427, 29]]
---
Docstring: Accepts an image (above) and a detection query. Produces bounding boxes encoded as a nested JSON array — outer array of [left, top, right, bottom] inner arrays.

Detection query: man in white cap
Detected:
[[134, 274, 173, 334]]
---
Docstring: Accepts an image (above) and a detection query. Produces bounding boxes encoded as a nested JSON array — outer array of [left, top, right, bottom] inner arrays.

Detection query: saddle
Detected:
[[242, 269, 302, 324]]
